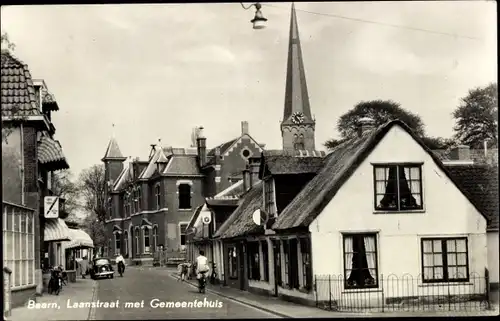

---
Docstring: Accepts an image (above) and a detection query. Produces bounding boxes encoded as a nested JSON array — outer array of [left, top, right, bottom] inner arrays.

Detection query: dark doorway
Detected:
[[272, 240, 281, 296], [289, 238, 299, 289], [238, 244, 245, 290]]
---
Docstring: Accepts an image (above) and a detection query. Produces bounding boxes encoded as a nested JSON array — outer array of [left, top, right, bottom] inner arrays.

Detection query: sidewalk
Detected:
[[169, 271, 499, 318], [6, 278, 97, 321]]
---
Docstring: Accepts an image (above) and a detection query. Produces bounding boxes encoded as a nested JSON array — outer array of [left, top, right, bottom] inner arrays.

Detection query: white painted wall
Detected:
[[309, 126, 488, 303], [487, 231, 499, 285]]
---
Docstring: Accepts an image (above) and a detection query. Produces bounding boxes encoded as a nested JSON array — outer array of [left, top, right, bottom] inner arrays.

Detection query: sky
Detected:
[[1, 1, 497, 180]]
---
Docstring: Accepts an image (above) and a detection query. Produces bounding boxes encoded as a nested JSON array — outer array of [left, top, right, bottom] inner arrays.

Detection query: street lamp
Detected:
[[241, 3, 267, 29]]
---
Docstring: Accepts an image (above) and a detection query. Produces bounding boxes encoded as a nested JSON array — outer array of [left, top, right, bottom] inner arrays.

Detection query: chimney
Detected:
[[449, 145, 470, 161], [248, 156, 261, 187], [241, 121, 249, 136], [357, 117, 375, 137], [196, 127, 207, 167], [214, 147, 221, 165], [242, 163, 251, 192]]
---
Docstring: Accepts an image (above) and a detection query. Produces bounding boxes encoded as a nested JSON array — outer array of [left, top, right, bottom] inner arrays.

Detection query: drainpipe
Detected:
[[20, 124, 25, 205]]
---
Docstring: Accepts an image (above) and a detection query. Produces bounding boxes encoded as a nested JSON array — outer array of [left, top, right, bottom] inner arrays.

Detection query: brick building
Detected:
[[102, 122, 264, 265], [2, 50, 70, 308]]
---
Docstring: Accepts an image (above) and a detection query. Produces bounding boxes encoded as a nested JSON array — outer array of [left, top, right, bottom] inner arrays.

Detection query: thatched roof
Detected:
[[260, 154, 324, 178], [273, 120, 490, 230], [213, 182, 264, 239]]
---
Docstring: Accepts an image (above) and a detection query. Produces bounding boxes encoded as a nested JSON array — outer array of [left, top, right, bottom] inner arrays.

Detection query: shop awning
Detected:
[[44, 218, 71, 242], [38, 136, 69, 171], [64, 229, 94, 249]]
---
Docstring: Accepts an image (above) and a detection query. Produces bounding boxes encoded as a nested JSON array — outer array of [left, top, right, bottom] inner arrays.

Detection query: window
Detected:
[[137, 187, 142, 212], [421, 238, 469, 283], [294, 134, 305, 150], [123, 232, 128, 257], [228, 246, 238, 279], [178, 184, 191, 209], [123, 195, 128, 217], [3, 205, 35, 287], [300, 238, 312, 290], [128, 188, 134, 214], [264, 179, 276, 217], [374, 164, 423, 211], [134, 188, 139, 213], [273, 240, 282, 286], [114, 233, 121, 255], [108, 198, 112, 220], [261, 240, 269, 282], [155, 184, 161, 210], [283, 239, 300, 289], [135, 227, 140, 255], [143, 228, 150, 253], [343, 233, 378, 289], [179, 223, 188, 248], [153, 226, 158, 252], [247, 242, 260, 281]]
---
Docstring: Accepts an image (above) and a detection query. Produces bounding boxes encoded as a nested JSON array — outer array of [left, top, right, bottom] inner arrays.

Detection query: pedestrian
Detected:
[[79, 256, 89, 279], [179, 262, 189, 281]]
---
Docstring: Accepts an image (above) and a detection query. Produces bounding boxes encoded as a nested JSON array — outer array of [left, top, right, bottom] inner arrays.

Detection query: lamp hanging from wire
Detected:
[[241, 3, 268, 29]]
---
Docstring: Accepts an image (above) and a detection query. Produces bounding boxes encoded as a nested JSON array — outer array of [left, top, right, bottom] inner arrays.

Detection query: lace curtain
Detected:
[[377, 166, 419, 209]]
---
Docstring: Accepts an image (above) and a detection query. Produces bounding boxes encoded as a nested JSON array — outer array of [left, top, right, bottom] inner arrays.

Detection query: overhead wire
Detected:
[[262, 3, 482, 41]]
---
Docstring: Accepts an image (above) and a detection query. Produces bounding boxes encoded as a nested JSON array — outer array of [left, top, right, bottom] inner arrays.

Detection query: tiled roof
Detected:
[[38, 136, 69, 170], [263, 149, 326, 157], [214, 182, 264, 239], [163, 155, 201, 176], [273, 120, 490, 230], [445, 164, 499, 230], [1, 51, 40, 117], [102, 137, 125, 160], [261, 154, 324, 177], [213, 180, 244, 199], [140, 148, 167, 179], [433, 148, 498, 165], [207, 139, 237, 157], [206, 198, 239, 207]]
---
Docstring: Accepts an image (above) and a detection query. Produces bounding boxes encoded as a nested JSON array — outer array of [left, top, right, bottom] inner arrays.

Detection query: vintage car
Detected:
[[90, 258, 114, 279]]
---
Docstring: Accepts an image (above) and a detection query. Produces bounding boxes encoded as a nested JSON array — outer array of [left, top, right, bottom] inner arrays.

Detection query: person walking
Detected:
[[79, 256, 89, 279]]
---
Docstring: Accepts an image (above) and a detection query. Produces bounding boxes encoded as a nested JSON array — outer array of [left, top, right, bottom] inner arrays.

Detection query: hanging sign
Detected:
[[201, 211, 212, 225], [44, 196, 59, 218]]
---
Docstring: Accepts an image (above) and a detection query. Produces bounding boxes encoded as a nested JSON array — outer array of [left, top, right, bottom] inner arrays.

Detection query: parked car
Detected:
[[90, 258, 114, 279]]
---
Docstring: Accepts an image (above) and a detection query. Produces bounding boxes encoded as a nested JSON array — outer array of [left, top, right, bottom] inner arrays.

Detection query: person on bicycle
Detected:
[[115, 253, 125, 274], [196, 250, 209, 280]]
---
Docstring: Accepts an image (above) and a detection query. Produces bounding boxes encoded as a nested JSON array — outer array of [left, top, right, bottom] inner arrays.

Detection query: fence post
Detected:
[[328, 275, 332, 310], [485, 268, 491, 310], [381, 274, 384, 312], [314, 275, 318, 307]]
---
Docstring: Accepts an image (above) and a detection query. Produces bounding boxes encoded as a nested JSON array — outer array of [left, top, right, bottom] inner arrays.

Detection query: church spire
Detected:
[[282, 2, 313, 125], [281, 3, 316, 152], [101, 124, 126, 162]]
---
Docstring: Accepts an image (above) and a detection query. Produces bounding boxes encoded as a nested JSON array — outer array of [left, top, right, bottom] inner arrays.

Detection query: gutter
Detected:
[[20, 124, 25, 205]]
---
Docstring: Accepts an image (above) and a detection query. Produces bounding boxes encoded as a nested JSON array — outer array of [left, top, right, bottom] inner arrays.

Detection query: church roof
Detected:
[[282, 3, 313, 126], [102, 137, 125, 161]]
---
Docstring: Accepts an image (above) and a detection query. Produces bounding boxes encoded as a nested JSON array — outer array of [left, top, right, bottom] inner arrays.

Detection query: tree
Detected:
[[51, 170, 81, 219], [78, 164, 107, 223], [1, 32, 27, 144], [453, 83, 498, 149], [80, 212, 106, 251], [324, 100, 455, 150]]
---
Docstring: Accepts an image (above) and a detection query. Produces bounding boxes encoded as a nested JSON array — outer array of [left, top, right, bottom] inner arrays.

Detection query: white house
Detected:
[[272, 119, 490, 310]]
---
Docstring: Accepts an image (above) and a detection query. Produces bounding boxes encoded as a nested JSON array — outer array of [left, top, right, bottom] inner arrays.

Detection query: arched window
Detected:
[[155, 184, 161, 210], [143, 228, 150, 254], [178, 184, 191, 209], [114, 232, 121, 255], [123, 195, 128, 217], [135, 227, 140, 255], [129, 188, 134, 214], [153, 226, 158, 252], [137, 186, 142, 212], [134, 188, 139, 213], [107, 198, 112, 220], [124, 231, 129, 257]]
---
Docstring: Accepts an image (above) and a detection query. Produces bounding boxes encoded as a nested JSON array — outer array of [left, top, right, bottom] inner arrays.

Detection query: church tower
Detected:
[[281, 3, 316, 152], [101, 135, 126, 188]]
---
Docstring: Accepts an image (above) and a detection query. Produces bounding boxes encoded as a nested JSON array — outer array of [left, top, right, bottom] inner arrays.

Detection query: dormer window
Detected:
[[33, 84, 42, 111]]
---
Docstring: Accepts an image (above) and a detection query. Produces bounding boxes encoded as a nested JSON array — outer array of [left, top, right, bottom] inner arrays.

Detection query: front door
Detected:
[[272, 240, 281, 296], [238, 243, 245, 290]]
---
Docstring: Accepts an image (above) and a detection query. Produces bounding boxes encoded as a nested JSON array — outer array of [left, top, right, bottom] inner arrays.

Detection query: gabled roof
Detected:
[[113, 160, 133, 191], [1, 51, 40, 117], [163, 155, 201, 176], [140, 147, 168, 179], [445, 164, 499, 230], [205, 134, 264, 166], [273, 120, 490, 230], [187, 205, 204, 230], [102, 137, 125, 161], [207, 138, 237, 157], [213, 182, 264, 239]]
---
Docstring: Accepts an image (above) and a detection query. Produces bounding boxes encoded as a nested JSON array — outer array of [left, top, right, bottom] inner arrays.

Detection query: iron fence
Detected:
[[314, 271, 490, 312]]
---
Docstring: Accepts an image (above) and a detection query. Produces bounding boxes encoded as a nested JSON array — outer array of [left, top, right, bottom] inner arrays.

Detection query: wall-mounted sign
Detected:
[[44, 196, 59, 218]]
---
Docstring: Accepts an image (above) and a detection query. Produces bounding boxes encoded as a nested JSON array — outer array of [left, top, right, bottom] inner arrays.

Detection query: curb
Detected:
[[87, 280, 99, 320], [169, 273, 291, 318]]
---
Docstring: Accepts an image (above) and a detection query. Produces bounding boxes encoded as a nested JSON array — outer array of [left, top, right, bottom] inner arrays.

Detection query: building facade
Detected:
[[2, 51, 70, 309], [102, 122, 264, 265]]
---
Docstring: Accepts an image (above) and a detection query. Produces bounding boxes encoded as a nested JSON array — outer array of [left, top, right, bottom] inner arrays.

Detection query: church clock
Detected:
[[291, 111, 305, 125]]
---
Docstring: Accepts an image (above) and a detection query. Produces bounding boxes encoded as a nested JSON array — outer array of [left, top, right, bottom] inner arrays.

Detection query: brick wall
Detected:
[[2, 127, 22, 204]]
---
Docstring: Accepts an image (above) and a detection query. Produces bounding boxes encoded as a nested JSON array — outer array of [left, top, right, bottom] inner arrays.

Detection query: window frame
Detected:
[[137, 186, 142, 212], [179, 222, 189, 250], [228, 246, 238, 279], [142, 227, 151, 254], [114, 232, 121, 255], [300, 237, 312, 291], [372, 163, 424, 212], [123, 231, 129, 257], [420, 237, 470, 283], [155, 183, 161, 210], [261, 240, 269, 282], [264, 178, 276, 217], [134, 227, 140, 255], [152, 226, 158, 252], [247, 241, 260, 281], [178, 184, 192, 210], [3, 206, 36, 288], [342, 233, 379, 290]]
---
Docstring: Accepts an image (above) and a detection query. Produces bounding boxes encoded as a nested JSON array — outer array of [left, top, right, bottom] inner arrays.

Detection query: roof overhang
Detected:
[[2, 115, 53, 133], [38, 136, 70, 171], [63, 228, 94, 249], [44, 218, 71, 242]]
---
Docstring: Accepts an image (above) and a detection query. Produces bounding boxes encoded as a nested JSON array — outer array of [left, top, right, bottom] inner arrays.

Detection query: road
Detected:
[[93, 267, 281, 319]]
